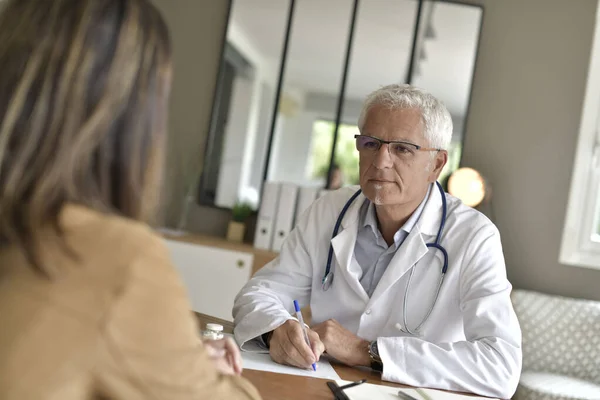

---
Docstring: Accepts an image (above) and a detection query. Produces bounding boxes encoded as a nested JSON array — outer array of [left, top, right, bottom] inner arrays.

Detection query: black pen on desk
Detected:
[[326, 379, 367, 400], [338, 379, 367, 390]]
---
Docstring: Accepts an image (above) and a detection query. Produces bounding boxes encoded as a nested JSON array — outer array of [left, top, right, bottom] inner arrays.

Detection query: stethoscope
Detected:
[[321, 181, 449, 336]]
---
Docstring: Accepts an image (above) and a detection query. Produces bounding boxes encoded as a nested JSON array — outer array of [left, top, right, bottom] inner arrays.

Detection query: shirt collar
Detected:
[[360, 183, 433, 245]]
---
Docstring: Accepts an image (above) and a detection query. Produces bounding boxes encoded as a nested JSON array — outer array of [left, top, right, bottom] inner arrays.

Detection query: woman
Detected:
[[0, 0, 260, 399]]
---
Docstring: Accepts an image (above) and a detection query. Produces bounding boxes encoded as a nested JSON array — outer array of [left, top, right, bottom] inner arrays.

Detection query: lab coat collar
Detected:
[[415, 182, 445, 237], [367, 183, 445, 303], [368, 226, 428, 304], [330, 183, 444, 304], [331, 191, 370, 303], [342, 183, 442, 237]]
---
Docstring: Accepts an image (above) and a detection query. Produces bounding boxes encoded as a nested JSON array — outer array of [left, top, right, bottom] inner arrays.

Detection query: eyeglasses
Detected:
[[354, 134, 441, 157]]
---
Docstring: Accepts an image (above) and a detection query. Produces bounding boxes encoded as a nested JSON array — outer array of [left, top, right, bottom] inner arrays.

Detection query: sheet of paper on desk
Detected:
[[335, 380, 499, 400], [241, 351, 341, 380]]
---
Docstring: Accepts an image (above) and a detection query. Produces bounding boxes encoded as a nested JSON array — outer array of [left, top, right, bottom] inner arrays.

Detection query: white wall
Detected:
[[215, 75, 255, 207], [213, 17, 280, 208], [460, 0, 600, 301], [248, 81, 276, 190]]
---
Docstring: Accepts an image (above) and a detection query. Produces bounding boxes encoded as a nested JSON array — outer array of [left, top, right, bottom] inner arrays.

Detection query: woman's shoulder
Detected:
[[59, 204, 167, 262]]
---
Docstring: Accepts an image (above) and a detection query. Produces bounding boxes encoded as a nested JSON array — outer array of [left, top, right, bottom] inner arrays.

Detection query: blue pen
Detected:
[[293, 300, 317, 371]]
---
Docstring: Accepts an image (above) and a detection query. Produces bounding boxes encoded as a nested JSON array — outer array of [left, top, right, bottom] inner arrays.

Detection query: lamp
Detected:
[[447, 167, 490, 209]]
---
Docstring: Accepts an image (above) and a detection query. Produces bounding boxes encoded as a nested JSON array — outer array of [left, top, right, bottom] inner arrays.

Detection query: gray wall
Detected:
[[459, 0, 600, 301], [151, 0, 232, 233], [155, 0, 600, 300]]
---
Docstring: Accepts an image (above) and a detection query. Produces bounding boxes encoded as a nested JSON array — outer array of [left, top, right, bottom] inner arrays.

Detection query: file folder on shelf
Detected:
[[253, 182, 281, 250], [271, 183, 299, 252], [295, 186, 319, 226]]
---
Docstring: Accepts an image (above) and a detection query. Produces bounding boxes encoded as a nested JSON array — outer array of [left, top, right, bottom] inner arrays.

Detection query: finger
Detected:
[[203, 344, 217, 357], [271, 331, 311, 369], [223, 337, 243, 375], [228, 352, 241, 375], [308, 330, 325, 361], [286, 324, 316, 367], [208, 348, 226, 359], [278, 340, 311, 369], [214, 356, 236, 376], [311, 323, 324, 340], [203, 344, 220, 358]]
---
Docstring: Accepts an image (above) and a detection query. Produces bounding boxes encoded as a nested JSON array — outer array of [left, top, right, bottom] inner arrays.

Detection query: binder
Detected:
[[318, 188, 331, 198], [294, 186, 319, 226], [253, 182, 281, 250], [271, 183, 299, 252]]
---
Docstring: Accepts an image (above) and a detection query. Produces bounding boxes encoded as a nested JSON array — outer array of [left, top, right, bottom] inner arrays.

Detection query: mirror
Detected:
[[198, 0, 290, 208], [199, 0, 483, 209]]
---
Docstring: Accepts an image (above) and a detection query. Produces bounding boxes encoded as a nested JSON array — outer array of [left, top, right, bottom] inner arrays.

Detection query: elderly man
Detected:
[[233, 84, 522, 398]]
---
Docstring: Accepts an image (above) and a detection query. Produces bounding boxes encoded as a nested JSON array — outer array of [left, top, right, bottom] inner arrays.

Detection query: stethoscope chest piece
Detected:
[[322, 271, 334, 291]]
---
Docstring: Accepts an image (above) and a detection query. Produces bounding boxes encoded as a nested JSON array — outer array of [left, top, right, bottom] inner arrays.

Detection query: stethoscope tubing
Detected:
[[322, 181, 449, 335]]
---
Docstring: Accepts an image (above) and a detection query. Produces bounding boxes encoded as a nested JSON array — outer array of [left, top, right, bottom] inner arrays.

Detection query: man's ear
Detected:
[[429, 150, 448, 181]]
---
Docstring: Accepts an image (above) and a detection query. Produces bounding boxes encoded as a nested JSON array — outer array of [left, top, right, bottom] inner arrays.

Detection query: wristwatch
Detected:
[[368, 340, 383, 372]]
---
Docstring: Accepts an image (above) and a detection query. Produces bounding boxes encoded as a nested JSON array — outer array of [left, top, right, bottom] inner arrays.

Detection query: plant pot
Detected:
[[227, 221, 245, 243]]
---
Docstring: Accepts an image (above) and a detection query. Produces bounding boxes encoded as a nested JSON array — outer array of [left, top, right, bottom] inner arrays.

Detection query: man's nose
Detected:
[[372, 144, 394, 169]]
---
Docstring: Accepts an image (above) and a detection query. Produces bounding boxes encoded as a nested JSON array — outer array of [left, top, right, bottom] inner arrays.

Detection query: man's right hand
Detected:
[[268, 320, 325, 369]]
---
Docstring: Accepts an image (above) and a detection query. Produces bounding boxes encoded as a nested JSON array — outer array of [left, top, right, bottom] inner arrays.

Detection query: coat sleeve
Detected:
[[95, 231, 262, 400], [377, 225, 522, 399], [232, 207, 317, 351]]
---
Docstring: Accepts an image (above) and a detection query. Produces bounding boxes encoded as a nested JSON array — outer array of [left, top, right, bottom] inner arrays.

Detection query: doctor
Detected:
[[233, 84, 522, 399]]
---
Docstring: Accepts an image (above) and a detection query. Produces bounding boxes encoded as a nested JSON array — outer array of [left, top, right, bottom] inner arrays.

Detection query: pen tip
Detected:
[[312, 363, 317, 371]]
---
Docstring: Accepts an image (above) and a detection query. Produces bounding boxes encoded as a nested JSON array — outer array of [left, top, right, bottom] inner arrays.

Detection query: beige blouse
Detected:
[[0, 205, 261, 400]]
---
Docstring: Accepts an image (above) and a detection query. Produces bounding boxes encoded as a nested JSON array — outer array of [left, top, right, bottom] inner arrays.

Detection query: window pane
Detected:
[[200, 0, 290, 208], [266, 0, 354, 189], [306, 120, 359, 189], [332, 123, 360, 187], [411, 2, 482, 182]]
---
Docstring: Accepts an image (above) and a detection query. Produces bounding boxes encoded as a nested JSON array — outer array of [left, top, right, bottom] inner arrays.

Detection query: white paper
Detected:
[[241, 351, 341, 380], [335, 380, 499, 400]]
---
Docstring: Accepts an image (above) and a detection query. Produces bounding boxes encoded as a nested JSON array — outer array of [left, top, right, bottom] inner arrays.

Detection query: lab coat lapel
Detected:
[[368, 227, 428, 304], [368, 184, 445, 305], [330, 193, 370, 303]]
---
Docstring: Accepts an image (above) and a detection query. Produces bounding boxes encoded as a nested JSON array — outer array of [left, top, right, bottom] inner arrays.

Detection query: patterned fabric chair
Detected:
[[511, 289, 600, 400]]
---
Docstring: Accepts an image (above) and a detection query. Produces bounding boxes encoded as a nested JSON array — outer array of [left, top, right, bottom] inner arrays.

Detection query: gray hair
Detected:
[[357, 84, 453, 150]]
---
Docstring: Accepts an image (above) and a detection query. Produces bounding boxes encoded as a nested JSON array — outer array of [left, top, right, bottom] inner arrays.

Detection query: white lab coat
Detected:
[[233, 186, 522, 399]]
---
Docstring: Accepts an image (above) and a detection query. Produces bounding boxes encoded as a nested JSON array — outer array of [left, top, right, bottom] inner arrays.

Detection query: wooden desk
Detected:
[[195, 313, 405, 400]]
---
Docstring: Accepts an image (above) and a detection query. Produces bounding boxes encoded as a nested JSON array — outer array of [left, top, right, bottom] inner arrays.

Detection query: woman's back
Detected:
[[0, 205, 261, 399], [0, 0, 261, 398]]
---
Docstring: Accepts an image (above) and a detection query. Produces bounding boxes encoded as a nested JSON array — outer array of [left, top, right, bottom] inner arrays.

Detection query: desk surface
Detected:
[[195, 313, 407, 400]]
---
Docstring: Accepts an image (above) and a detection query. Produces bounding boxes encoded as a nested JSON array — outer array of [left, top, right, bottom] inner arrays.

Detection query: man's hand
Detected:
[[269, 320, 325, 369], [203, 337, 243, 376], [312, 319, 371, 367]]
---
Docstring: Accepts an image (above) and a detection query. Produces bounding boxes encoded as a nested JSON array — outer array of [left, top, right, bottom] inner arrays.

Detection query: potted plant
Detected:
[[227, 201, 254, 242]]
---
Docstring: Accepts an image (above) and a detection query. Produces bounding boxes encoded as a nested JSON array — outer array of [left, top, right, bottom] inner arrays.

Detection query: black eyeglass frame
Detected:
[[354, 134, 442, 153]]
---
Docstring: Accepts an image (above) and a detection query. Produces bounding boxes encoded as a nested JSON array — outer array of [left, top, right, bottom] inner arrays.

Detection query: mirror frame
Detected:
[[197, 0, 485, 210]]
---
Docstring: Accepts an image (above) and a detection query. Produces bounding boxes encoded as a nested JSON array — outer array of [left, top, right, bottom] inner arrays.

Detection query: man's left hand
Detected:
[[312, 319, 371, 367]]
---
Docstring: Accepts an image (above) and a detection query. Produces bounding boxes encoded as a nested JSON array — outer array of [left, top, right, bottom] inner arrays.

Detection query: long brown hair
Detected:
[[0, 0, 172, 272]]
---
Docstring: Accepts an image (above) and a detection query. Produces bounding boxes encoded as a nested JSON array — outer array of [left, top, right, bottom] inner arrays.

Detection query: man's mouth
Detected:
[[370, 179, 394, 183]]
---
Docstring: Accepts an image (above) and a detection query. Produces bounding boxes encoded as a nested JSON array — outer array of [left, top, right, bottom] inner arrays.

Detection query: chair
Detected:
[[511, 289, 600, 400]]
